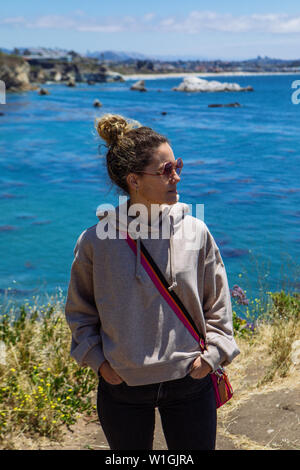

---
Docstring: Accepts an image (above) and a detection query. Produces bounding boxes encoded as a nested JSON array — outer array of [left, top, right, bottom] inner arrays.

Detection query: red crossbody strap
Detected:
[[124, 231, 206, 351]]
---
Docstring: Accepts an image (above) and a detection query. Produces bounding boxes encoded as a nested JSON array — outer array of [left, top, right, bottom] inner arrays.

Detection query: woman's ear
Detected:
[[126, 173, 139, 192]]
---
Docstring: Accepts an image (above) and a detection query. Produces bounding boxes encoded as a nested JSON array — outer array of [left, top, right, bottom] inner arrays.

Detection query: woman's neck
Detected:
[[128, 196, 165, 226]]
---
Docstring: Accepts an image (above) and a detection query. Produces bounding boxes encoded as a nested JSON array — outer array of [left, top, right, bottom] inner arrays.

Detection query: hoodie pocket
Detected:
[[100, 375, 124, 387]]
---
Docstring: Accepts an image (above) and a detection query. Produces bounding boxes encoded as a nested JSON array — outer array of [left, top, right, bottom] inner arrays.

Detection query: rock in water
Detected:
[[38, 87, 50, 95], [66, 77, 76, 87], [173, 77, 253, 92], [225, 102, 241, 107], [106, 73, 125, 83], [208, 102, 241, 108], [53, 71, 62, 82], [93, 99, 102, 108], [130, 80, 147, 92]]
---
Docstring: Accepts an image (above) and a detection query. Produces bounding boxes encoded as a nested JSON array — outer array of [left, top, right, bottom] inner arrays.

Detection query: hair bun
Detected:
[[95, 113, 141, 146]]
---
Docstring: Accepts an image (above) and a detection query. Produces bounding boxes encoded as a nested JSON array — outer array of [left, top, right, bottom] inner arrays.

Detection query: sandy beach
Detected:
[[123, 71, 300, 80]]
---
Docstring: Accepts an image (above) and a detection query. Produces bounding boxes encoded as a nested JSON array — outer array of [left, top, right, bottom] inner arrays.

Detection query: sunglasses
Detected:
[[137, 158, 183, 177]]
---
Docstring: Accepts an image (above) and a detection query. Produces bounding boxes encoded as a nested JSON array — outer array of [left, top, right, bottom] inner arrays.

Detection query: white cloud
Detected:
[[27, 15, 76, 30], [0, 14, 140, 32], [158, 11, 300, 34], [2, 16, 26, 25], [77, 25, 123, 33], [73, 10, 86, 18], [271, 16, 300, 33], [160, 17, 176, 28], [143, 13, 155, 22], [123, 16, 136, 24], [1, 11, 300, 35]]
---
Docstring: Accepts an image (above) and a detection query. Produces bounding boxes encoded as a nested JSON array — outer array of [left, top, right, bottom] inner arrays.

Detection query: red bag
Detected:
[[210, 367, 233, 408]]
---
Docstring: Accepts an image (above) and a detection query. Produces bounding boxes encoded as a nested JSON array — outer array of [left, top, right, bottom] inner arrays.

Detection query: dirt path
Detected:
[[5, 333, 300, 451], [12, 370, 300, 450]]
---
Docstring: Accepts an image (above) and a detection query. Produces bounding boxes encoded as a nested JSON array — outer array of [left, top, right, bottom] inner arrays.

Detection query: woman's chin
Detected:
[[148, 192, 179, 206], [165, 192, 179, 204]]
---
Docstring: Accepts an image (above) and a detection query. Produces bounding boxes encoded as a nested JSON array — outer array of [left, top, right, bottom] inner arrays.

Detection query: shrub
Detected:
[[0, 294, 97, 444], [260, 291, 300, 382]]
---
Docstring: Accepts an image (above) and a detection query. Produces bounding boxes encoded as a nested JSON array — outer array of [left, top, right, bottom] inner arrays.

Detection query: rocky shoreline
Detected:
[[1, 51, 297, 94], [0, 52, 125, 92]]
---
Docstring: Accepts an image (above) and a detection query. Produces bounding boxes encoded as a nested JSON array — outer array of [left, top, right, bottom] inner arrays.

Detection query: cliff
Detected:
[[0, 52, 125, 92], [0, 53, 34, 92], [27, 57, 125, 84]]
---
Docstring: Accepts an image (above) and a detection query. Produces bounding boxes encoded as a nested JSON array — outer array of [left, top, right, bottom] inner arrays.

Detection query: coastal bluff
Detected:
[[0, 52, 124, 92], [0, 53, 33, 92]]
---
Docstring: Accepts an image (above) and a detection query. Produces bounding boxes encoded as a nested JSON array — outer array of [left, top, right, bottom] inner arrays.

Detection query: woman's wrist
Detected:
[[201, 358, 213, 374], [98, 360, 108, 376]]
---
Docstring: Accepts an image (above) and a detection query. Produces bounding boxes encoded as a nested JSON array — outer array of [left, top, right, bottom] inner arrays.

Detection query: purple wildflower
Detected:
[[230, 284, 249, 305], [246, 322, 255, 332]]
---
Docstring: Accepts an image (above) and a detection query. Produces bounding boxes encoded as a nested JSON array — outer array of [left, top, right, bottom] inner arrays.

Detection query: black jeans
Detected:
[[97, 372, 217, 450]]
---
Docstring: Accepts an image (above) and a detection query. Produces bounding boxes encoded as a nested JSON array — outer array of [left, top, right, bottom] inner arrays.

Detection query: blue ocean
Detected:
[[0, 74, 299, 310]]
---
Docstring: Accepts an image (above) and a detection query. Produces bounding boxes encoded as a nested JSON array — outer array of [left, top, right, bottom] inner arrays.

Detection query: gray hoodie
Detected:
[[65, 199, 240, 386]]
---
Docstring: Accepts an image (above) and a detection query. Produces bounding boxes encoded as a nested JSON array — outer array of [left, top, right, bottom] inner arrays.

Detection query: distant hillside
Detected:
[[0, 48, 12, 55], [1, 47, 300, 64], [86, 50, 151, 62], [0, 47, 72, 60]]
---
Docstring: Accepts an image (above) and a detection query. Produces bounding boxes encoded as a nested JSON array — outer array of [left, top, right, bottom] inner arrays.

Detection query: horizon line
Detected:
[[1, 46, 300, 62]]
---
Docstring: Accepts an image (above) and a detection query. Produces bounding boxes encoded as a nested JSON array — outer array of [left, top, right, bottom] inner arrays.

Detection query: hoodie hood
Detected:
[[96, 198, 190, 291]]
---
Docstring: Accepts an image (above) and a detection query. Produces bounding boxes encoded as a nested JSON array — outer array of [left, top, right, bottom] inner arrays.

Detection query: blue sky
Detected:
[[1, 0, 300, 59]]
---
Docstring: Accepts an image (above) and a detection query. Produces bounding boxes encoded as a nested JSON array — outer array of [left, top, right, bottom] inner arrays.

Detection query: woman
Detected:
[[65, 113, 240, 450]]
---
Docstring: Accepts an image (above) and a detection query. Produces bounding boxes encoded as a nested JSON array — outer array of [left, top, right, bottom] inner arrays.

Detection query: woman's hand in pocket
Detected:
[[189, 356, 212, 379], [99, 360, 124, 385]]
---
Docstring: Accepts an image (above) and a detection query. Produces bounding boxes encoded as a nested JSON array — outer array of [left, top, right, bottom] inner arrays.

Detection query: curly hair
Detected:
[[95, 113, 169, 195]]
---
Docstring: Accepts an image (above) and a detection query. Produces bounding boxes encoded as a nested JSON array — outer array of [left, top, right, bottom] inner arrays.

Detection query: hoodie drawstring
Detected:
[[168, 216, 177, 291], [135, 236, 142, 282], [135, 216, 177, 291]]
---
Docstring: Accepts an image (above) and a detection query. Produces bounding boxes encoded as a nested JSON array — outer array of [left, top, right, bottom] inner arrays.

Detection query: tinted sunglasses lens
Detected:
[[163, 162, 174, 176], [163, 159, 183, 176], [176, 158, 183, 175]]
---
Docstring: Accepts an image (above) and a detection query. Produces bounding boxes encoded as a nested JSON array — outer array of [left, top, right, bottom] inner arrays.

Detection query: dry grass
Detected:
[[0, 291, 97, 449], [0, 289, 299, 449], [0, 51, 25, 67]]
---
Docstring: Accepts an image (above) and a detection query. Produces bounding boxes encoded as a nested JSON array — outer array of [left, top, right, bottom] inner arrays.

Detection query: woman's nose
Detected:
[[171, 171, 181, 183]]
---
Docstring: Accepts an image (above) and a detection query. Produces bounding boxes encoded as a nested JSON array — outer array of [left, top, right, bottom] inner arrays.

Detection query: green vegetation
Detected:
[[0, 288, 299, 447], [0, 51, 25, 66], [0, 292, 97, 446], [232, 288, 300, 383], [259, 290, 300, 383]]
